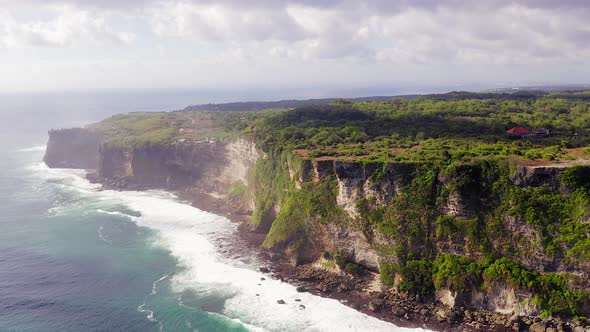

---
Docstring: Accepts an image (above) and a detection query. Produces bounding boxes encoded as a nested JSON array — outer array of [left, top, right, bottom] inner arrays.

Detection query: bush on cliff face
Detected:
[[358, 160, 590, 315], [228, 180, 247, 200], [398, 259, 435, 301], [536, 274, 588, 317], [250, 151, 293, 228], [483, 257, 538, 289], [262, 176, 342, 249], [257, 152, 343, 249], [432, 254, 483, 292], [376, 165, 438, 244], [434, 216, 479, 242], [561, 166, 590, 192], [491, 168, 590, 259]]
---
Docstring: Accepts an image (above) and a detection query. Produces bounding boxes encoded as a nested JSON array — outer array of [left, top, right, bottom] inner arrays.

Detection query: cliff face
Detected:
[[98, 142, 226, 190], [97, 139, 260, 192], [43, 128, 103, 169], [44, 127, 590, 319], [273, 158, 590, 317]]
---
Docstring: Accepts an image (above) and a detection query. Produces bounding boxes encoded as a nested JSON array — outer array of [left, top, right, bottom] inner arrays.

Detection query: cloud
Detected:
[[149, 2, 305, 41], [2, 0, 589, 65], [0, 4, 135, 48], [0, 0, 589, 92]]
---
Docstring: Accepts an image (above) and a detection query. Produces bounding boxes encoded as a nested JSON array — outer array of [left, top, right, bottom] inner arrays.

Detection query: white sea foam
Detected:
[[34, 165, 429, 332], [28, 162, 100, 192], [17, 145, 46, 152], [97, 226, 113, 244], [96, 209, 137, 220], [151, 274, 170, 295]]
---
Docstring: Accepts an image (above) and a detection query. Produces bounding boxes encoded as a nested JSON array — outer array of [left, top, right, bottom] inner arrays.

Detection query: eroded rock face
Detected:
[[311, 222, 380, 271], [436, 285, 538, 317], [501, 216, 552, 272], [441, 192, 474, 220], [335, 162, 364, 219], [511, 165, 563, 188], [219, 139, 261, 186], [98, 141, 227, 189], [436, 288, 460, 308], [43, 128, 103, 169], [95, 139, 264, 192], [475, 284, 538, 316]]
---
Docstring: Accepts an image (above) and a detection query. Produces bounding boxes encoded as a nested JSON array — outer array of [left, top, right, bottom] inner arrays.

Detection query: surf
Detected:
[[32, 163, 426, 332]]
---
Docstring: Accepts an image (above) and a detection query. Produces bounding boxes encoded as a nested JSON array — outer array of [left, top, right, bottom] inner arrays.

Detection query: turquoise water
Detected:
[[0, 93, 419, 331]]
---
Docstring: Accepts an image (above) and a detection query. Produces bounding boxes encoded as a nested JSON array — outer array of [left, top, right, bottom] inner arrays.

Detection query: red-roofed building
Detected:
[[506, 127, 529, 138]]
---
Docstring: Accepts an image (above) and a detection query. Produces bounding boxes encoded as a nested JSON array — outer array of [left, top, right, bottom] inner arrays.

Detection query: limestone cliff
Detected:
[[44, 128, 590, 321], [43, 128, 103, 169], [94, 139, 262, 194]]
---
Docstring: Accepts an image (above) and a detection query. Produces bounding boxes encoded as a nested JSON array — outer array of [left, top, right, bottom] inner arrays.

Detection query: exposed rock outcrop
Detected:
[[43, 128, 103, 169], [511, 165, 563, 188], [95, 139, 261, 192]]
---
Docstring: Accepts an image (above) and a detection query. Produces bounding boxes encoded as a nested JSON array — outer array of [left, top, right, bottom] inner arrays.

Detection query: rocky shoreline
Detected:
[[169, 188, 590, 332], [86, 172, 590, 332]]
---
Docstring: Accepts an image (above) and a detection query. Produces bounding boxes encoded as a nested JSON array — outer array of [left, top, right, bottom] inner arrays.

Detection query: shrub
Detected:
[[398, 259, 434, 300], [321, 261, 336, 268], [432, 255, 482, 292], [344, 263, 366, 276], [380, 262, 398, 287]]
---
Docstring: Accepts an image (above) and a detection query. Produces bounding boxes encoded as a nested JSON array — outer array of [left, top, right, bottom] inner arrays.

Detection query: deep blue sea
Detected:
[[0, 91, 421, 331]]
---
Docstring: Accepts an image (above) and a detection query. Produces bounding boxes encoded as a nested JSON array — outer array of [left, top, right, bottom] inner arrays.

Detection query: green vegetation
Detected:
[[482, 258, 588, 316], [250, 150, 295, 227], [262, 174, 344, 248], [227, 180, 248, 205], [91, 91, 590, 163], [254, 151, 344, 249], [236, 92, 590, 316], [89, 90, 590, 317], [356, 158, 590, 315], [244, 94, 590, 163], [432, 254, 483, 292], [321, 260, 336, 268], [90, 112, 224, 147]]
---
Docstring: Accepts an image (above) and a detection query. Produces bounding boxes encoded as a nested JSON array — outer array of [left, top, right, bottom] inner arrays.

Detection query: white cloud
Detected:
[[0, 0, 589, 92], [149, 2, 305, 41], [0, 5, 135, 48]]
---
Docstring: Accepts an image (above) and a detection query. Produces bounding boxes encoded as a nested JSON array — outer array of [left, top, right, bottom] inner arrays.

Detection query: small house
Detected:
[[506, 127, 529, 139], [532, 127, 550, 136]]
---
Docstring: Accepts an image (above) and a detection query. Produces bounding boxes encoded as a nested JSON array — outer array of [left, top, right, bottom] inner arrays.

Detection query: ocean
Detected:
[[0, 91, 423, 331]]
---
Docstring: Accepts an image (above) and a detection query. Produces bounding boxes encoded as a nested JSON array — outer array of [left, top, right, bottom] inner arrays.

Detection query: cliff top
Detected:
[[88, 90, 590, 166]]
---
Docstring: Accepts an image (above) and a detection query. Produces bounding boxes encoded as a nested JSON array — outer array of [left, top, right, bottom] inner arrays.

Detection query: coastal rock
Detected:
[[392, 305, 407, 317], [530, 322, 547, 332], [435, 308, 449, 322], [368, 299, 384, 312], [511, 165, 563, 189], [44, 128, 103, 169]]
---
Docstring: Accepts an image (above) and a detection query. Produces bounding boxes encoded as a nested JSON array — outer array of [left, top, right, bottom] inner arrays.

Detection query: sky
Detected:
[[0, 0, 589, 94]]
